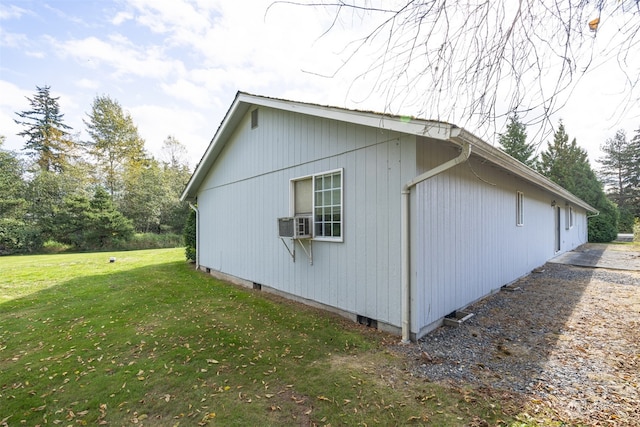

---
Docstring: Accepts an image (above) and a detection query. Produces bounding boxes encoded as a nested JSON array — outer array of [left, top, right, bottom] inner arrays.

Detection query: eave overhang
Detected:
[[181, 91, 598, 215]]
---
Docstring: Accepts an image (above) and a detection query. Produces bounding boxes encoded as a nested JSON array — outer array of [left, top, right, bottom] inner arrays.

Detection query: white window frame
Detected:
[[290, 168, 343, 242], [516, 191, 524, 226], [566, 205, 574, 230]]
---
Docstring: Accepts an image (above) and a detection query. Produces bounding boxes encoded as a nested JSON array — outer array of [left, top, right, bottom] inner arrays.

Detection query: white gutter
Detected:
[[188, 202, 200, 270], [400, 136, 471, 343]]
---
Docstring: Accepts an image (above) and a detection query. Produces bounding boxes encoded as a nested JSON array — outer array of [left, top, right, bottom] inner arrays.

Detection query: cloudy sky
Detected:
[[1, 0, 638, 167]]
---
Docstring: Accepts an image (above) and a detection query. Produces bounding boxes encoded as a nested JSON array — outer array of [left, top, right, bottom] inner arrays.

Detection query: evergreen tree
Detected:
[[538, 121, 618, 242], [498, 114, 536, 167], [598, 129, 639, 232], [87, 187, 134, 248], [0, 136, 41, 254], [84, 95, 146, 197], [14, 85, 74, 172], [25, 170, 81, 242], [629, 127, 640, 216], [51, 187, 133, 250]]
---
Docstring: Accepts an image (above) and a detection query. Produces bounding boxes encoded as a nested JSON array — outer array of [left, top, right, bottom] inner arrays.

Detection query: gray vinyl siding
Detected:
[[194, 99, 590, 338], [412, 139, 589, 335], [196, 106, 416, 327]]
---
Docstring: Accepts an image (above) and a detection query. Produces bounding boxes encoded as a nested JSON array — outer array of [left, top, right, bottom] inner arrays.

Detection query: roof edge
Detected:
[[182, 92, 598, 215]]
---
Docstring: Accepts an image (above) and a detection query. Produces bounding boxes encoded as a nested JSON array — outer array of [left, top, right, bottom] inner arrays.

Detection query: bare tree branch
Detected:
[[276, 0, 640, 141]]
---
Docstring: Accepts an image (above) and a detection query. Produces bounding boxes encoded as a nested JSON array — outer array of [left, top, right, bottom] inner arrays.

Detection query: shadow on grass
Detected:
[[1, 255, 530, 426], [0, 259, 388, 426]]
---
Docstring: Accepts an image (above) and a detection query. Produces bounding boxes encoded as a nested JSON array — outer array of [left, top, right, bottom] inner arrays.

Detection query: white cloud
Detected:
[[0, 4, 28, 20], [0, 28, 27, 48], [127, 104, 211, 165], [0, 80, 30, 151], [160, 78, 211, 108], [51, 35, 185, 80], [111, 11, 133, 25], [25, 50, 45, 58], [125, 0, 213, 38], [76, 78, 101, 90]]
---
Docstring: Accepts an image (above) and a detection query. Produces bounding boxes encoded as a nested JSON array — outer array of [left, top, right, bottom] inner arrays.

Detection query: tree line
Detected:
[[1, 85, 192, 255], [498, 115, 640, 241]]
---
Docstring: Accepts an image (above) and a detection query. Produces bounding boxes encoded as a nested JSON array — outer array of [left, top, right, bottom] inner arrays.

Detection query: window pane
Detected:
[[294, 178, 312, 215], [312, 170, 342, 238], [332, 206, 340, 221]]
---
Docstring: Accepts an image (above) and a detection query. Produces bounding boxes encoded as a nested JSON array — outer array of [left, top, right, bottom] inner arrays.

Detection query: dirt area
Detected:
[[394, 243, 640, 425]]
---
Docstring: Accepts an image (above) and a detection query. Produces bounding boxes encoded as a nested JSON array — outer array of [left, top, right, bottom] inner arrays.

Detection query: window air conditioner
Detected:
[[278, 216, 312, 239]]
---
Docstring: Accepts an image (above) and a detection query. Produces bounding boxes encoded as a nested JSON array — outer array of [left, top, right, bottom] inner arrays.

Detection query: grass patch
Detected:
[[0, 249, 515, 425]]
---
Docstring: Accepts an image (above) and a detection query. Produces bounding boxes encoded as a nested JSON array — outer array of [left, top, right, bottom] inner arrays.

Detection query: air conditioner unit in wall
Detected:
[[278, 216, 312, 239]]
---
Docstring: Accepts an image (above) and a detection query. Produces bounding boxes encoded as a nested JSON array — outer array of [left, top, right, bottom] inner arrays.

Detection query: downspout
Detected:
[[401, 137, 471, 343], [188, 202, 200, 270]]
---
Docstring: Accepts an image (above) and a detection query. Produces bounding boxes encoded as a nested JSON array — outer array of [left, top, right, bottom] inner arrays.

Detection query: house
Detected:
[[181, 92, 597, 341]]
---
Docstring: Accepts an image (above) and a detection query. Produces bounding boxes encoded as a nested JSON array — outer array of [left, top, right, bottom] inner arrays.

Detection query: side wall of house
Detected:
[[197, 106, 417, 329], [412, 139, 588, 338]]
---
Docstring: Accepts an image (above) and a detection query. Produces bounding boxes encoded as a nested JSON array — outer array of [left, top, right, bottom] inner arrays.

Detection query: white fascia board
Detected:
[[182, 92, 597, 214], [452, 129, 598, 213], [241, 93, 454, 141], [180, 93, 251, 201], [181, 92, 455, 201]]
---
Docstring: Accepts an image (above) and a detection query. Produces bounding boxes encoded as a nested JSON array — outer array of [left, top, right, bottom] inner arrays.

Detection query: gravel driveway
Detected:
[[396, 244, 640, 425]]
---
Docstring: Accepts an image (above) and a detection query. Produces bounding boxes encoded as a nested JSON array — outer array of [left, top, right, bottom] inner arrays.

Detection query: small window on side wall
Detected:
[[290, 169, 343, 241], [566, 205, 574, 229], [516, 191, 524, 226], [251, 109, 258, 129]]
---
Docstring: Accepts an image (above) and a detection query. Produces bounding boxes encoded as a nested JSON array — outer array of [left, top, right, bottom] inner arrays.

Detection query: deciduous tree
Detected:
[[0, 136, 40, 254], [0, 136, 27, 219], [292, 1, 639, 131], [84, 95, 146, 197], [159, 136, 191, 234]]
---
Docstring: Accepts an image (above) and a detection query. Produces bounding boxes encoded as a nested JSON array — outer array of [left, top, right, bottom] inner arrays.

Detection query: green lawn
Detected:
[[1, 249, 515, 426]]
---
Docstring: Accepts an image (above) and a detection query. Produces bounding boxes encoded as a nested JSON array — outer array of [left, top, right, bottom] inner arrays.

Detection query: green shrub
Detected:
[[41, 240, 72, 254], [588, 197, 619, 243], [0, 218, 43, 255], [184, 208, 196, 262], [634, 218, 640, 242], [114, 233, 183, 251], [618, 206, 635, 234]]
